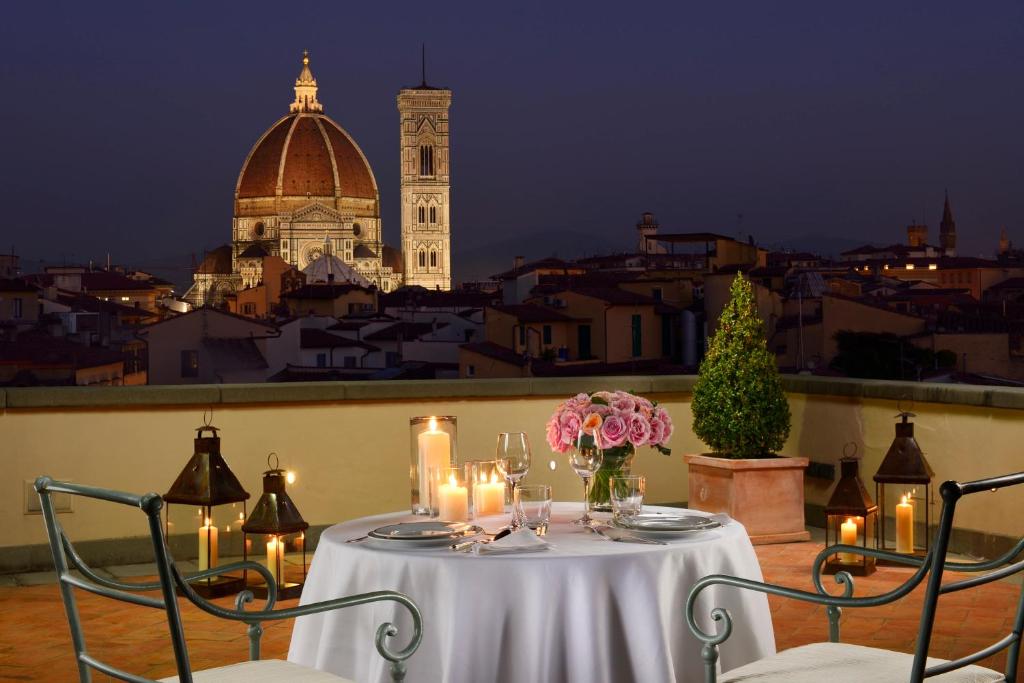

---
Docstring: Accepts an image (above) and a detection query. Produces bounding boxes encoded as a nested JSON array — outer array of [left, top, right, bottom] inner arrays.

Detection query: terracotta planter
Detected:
[[684, 453, 810, 545]]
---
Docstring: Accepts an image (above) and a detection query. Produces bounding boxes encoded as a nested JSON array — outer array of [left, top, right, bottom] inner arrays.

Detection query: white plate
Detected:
[[364, 535, 467, 550], [368, 521, 482, 541], [612, 514, 721, 538]]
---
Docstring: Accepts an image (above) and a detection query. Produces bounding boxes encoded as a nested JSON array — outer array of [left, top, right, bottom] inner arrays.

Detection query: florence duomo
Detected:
[[185, 51, 452, 306]]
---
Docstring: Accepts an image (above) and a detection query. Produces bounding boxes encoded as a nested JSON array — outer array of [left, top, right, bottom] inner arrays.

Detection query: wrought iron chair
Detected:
[[34, 477, 423, 683], [687, 472, 1024, 682]]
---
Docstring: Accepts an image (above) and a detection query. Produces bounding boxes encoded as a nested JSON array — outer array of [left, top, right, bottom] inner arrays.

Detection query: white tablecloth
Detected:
[[288, 503, 775, 683]]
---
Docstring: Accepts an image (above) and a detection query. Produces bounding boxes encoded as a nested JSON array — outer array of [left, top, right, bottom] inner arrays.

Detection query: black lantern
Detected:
[[164, 423, 250, 598], [874, 409, 934, 560], [824, 449, 877, 576], [242, 453, 309, 600]]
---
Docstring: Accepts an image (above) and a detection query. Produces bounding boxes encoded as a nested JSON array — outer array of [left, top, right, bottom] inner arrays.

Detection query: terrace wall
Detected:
[[1, 376, 1021, 571]]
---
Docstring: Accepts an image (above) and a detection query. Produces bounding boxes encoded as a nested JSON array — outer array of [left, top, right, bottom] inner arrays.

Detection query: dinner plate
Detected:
[[612, 513, 721, 538], [368, 521, 482, 542]]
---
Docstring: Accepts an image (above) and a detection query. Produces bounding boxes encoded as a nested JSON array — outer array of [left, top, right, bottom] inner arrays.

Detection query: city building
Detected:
[[185, 51, 453, 308]]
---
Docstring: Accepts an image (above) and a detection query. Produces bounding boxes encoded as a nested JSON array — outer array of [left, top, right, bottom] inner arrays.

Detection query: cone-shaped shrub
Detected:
[[692, 273, 791, 457]]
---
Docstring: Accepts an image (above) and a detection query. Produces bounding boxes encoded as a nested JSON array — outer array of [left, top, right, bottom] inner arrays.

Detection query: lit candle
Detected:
[[295, 531, 305, 553], [266, 536, 282, 587], [473, 471, 506, 516], [437, 473, 469, 522], [840, 517, 858, 564], [418, 418, 452, 506], [198, 518, 218, 570], [896, 494, 914, 553]]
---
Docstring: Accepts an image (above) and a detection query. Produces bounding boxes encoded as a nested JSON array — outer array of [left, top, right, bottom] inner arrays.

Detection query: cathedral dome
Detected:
[[235, 53, 377, 204]]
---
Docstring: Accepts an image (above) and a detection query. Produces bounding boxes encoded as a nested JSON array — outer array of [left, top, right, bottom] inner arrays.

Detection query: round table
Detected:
[[288, 503, 775, 683]]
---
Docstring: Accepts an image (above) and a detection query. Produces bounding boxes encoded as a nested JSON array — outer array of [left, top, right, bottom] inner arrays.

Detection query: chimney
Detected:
[[513, 256, 525, 273]]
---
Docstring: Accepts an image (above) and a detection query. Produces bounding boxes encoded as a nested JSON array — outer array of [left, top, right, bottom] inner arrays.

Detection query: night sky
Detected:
[[2, 1, 1022, 285]]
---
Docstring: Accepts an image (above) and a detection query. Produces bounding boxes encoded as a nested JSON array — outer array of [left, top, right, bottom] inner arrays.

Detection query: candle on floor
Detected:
[[198, 518, 218, 570], [896, 494, 914, 553], [438, 473, 469, 522], [266, 536, 283, 587], [840, 517, 858, 564], [295, 531, 305, 553], [473, 471, 506, 516], [418, 418, 452, 506]]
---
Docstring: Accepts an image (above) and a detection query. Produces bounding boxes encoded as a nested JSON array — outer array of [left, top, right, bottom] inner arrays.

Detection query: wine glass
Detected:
[[495, 432, 532, 530], [568, 439, 603, 526]]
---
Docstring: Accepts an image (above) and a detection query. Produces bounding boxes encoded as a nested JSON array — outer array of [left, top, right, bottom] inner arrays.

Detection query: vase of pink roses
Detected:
[[546, 390, 673, 511]]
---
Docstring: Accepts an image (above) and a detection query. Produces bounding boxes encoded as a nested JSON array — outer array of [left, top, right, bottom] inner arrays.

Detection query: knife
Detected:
[[588, 525, 666, 545]]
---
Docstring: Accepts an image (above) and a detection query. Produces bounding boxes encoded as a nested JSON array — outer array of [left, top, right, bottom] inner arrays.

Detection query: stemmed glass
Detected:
[[495, 432, 531, 530], [568, 436, 604, 526]]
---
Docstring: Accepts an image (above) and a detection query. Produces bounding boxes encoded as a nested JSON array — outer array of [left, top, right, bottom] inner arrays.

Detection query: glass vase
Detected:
[[588, 446, 635, 512]]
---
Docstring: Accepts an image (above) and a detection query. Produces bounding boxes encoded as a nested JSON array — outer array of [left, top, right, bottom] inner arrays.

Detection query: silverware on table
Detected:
[[345, 535, 369, 544], [587, 524, 667, 545]]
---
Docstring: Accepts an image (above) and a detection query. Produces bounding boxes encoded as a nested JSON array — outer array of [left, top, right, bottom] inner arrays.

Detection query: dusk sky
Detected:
[[2, 1, 1022, 284]]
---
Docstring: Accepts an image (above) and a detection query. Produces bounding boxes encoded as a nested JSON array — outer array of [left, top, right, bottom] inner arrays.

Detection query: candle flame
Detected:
[[204, 517, 211, 527], [428, 417, 438, 432], [490, 472, 498, 484], [479, 472, 486, 483], [224, 526, 229, 532], [286, 471, 296, 484], [239, 512, 244, 521], [901, 494, 908, 505], [846, 517, 853, 525], [448, 473, 457, 487], [300, 531, 305, 540]]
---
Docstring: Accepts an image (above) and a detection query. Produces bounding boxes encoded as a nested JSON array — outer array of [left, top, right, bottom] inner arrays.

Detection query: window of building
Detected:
[[418, 250, 426, 268], [242, 303, 256, 315], [543, 325, 552, 345], [385, 351, 401, 367], [429, 206, 437, 224], [430, 250, 438, 268], [578, 324, 592, 359], [419, 145, 434, 176], [316, 353, 327, 368], [12, 298, 22, 319], [631, 315, 642, 357], [180, 350, 199, 378], [344, 356, 357, 369], [518, 325, 526, 347], [418, 206, 426, 223], [652, 287, 663, 302], [467, 364, 476, 377]]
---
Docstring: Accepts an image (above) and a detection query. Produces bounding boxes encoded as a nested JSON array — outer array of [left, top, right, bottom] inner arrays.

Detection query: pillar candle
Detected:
[[198, 519, 218, 571], [266, 536, 282, 587], [418, 420, 451, 506], [437, 474, 469, 522], [840, 517, 858, 564], [896, 495, 914, 553], [473, 473, 506, 516], [295, 531, 305, 553]]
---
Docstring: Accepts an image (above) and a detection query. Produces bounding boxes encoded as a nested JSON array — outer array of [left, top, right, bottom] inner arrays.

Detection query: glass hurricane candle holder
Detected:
[[465, 460, 506, 519], [434, 467, 470, 522], [409, 416, 458, 515]]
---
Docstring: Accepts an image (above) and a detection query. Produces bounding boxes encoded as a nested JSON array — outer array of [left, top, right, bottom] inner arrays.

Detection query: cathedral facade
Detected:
[[187, 52, 452, 307]]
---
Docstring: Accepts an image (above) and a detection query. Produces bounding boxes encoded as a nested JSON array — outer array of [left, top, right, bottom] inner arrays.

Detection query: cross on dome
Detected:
[[290, 50, 323, 114]]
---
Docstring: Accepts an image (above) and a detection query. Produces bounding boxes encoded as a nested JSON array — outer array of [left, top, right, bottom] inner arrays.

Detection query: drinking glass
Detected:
[[610, 475, 645, 520], [495, 432, 531, 529], [516, 485, 553, 535], [567, 442, 603, 526]]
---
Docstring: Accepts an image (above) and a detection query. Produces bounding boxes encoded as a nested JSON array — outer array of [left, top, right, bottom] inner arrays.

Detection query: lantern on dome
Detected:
[[823, 444, 877, 576], [242, 453, 309, 599], [164, 418, 249, 598], [874, 405, 934, 560]]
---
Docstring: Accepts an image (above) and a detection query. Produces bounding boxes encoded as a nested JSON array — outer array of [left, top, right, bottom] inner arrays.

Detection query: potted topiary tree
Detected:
[[685, 272, 810, 544]]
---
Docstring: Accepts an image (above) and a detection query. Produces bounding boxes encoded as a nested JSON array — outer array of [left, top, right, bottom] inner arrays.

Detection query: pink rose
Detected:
[[581, 412, 603, 435], [546, 417, 566, 452], [636, 396, 654, 418], [599, 414, 628, 448], [649, 417, 667, 445], [654, 407, 673, 443], [627, 412, 652, 447], [592, 390, 615, 404], [611, 393, 637, 413], [559, 410, 583, 447]]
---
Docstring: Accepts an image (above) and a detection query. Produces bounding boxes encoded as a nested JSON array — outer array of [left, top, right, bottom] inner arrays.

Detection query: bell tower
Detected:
[[398, 49, 452, 290]]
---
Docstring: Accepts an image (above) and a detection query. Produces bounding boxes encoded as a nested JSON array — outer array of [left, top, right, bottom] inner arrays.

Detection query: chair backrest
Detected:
[[910, 472, 1024, 681], [35, 476, 196, 683]]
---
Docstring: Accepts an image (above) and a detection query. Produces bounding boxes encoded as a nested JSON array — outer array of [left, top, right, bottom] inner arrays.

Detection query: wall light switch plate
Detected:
[[24, 480, 73, 514]]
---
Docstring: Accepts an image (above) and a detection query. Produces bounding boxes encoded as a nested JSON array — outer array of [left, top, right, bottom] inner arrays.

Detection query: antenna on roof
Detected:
[[421, 43, 427, 86]]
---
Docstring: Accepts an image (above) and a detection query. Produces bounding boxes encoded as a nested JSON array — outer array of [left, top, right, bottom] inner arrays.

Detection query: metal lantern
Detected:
[[824, 451, 877, 576], [242, 453, 309, 599], [874, 409, 934, 559], [164, 423, 249, 598]]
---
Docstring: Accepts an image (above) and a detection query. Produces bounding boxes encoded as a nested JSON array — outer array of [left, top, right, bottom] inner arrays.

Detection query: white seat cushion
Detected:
[[159, 658, 354, 682], [720, 642, 1002, 683]]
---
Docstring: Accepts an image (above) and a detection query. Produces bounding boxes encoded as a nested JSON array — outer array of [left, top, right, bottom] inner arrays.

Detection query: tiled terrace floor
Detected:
[[0, 540, 1020, 682]]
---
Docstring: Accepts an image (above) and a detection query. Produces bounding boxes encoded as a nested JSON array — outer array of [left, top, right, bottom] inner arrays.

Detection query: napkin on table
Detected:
[[472, 528, 551, 555]]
